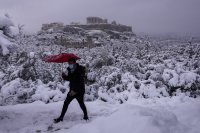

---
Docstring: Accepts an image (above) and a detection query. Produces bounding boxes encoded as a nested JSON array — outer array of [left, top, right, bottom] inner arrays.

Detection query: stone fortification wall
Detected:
[[69, 24, 132, 32]]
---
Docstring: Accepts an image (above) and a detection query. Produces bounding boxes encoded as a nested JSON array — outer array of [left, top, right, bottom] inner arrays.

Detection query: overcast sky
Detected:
[[0, 0, 200, 34]]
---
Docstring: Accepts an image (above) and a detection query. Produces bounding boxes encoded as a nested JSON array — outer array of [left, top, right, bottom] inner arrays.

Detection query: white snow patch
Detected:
[[29, 52, 35, 58], [1, 78, 21, 96]]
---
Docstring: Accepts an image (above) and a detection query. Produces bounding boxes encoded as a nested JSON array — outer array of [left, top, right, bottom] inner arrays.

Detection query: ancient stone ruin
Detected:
[[41, 17, 132, 33], [40, 17, 134, 48]]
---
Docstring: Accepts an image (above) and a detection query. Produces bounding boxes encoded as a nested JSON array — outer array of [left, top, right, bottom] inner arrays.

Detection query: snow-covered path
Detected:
[[0, 100, 115, 133], [0, 96, 200, 133]]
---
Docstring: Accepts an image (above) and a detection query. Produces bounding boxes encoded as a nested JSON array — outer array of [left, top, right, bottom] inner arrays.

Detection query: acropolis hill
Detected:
[[41, 17, 132, 33]]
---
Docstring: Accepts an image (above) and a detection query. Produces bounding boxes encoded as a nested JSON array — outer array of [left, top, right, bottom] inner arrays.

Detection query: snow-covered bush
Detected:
[[31, 80, 68, 103], [0, 78, 31, 105], [0, 14, 14, 36], [0, 22, 200, 105], [0, 78, 69, 105]]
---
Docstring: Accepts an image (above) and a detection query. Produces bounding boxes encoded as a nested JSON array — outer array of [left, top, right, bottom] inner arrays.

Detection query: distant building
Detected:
[[111, 21, 117, 25], [70, 23, 132, 32], [41, 17, 133, 33], [103, 19, 108, 24], [70, 22, 81, 25], [41, 22, 64, 32], [87, 17, 108, 24]]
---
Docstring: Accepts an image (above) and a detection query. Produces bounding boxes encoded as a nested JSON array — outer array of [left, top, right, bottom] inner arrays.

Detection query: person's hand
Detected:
[[69, 90, 77, 97]]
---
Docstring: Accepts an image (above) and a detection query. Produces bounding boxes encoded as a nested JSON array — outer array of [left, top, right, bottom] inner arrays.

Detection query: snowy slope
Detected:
[[0, 96, 199, 133]]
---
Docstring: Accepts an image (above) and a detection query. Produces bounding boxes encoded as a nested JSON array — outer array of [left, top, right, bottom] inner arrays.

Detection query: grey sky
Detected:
[[0, 0, 200, 34]]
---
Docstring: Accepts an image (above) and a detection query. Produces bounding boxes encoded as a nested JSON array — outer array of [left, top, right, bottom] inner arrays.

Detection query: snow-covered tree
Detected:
[[0, 14, 16, 56]]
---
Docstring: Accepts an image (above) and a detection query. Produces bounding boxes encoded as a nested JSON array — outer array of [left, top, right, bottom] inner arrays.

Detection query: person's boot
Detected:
[[54, 117, 63, 123], [83, 115, 89, 120]]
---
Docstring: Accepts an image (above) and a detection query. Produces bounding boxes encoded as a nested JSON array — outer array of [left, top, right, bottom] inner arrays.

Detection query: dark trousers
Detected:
[[59, 92, 88, 119]]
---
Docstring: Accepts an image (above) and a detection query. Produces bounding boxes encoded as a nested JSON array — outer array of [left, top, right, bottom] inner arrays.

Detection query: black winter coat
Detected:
[[62, 63, 85, 94]]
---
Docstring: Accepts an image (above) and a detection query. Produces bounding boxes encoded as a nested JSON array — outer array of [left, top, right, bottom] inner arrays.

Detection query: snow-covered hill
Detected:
[[1, 30, 200, 105]]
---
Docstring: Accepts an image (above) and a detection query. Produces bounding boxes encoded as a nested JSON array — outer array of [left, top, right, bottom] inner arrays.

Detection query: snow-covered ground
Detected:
[[0, 95, 199, 133]]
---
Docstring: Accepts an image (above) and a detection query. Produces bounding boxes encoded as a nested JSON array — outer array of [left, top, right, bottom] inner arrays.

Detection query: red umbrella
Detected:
[[42, 53, 81, 72], [42, 53, 81, 63]]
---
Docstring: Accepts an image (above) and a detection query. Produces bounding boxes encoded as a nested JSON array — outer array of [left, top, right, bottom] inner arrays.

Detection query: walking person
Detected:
[[54, 58, 88, 123]]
